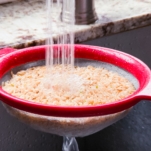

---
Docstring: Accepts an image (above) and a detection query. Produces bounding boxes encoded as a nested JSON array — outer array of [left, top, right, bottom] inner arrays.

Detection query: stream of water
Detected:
[[45, 1, 79, 151], [46, 0, 75, 67]]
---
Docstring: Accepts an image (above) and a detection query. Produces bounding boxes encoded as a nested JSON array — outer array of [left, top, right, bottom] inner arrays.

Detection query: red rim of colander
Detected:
[[0, 45, 150, 117]]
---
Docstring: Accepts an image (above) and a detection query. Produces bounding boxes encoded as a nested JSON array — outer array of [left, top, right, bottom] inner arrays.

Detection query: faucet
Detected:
[[60, 0, 98, 25]]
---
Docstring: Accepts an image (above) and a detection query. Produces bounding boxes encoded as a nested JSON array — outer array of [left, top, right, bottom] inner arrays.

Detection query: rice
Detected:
[[2, 65, 135, 137], [2, 65, 135, 106]]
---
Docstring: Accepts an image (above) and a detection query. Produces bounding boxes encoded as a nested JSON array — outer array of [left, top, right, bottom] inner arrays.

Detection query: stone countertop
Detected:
[[0, 0, 151, 49]]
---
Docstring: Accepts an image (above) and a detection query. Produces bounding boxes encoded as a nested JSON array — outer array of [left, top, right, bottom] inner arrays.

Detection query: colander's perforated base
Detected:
[[3, 103, 131, 137]]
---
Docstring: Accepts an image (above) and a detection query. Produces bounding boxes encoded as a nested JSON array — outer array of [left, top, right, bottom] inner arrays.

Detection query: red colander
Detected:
[[0, 45, 151, 117]]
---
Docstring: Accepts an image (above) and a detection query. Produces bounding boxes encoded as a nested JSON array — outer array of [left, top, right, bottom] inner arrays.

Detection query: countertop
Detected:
[[0, 0, 151, 49]]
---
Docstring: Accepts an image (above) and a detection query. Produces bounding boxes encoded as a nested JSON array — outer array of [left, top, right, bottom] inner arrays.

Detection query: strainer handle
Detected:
[[0, 48, 16, 58], [135, 79, 151, 100]]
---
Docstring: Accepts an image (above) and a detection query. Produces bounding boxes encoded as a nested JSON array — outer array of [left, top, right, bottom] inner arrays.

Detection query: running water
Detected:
[[46, 0, 75, 67], [43, 0, 81, 94], [45, 1, 79, 151]]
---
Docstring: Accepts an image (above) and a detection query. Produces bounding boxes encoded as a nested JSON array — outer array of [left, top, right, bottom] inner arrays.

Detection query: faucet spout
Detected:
[[61, 0, 98, 25]]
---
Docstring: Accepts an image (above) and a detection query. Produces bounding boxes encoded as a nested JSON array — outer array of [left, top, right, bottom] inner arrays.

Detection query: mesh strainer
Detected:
[[0, 45, 151, 117], [0, 45, 151, 151]]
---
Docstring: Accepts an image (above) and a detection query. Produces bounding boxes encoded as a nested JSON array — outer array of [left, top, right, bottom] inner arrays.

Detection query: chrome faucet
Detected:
[[60, 0, 98, 25]]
